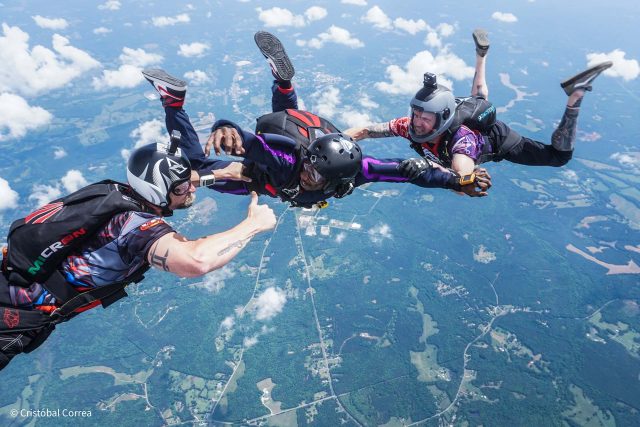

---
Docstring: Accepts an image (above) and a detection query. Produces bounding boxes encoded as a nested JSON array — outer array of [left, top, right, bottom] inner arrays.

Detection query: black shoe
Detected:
[[472, 29, 490, 57], [560, 61, 613, 95], [254, 31, 295, 81], [142, 69, 187, 108]]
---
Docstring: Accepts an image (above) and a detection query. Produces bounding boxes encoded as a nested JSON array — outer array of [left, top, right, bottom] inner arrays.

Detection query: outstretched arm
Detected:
[[344, 122, 395, 141], [355, 156, 491, 196], [147, 192, 276, 277]]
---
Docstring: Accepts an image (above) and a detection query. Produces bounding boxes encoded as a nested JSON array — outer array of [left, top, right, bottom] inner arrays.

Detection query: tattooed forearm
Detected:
[[217, 238, 251, 256], [150, 247, 170, 271], [366, 122, 393, 138]]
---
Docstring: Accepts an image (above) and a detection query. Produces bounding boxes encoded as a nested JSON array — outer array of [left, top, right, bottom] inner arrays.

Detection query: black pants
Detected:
[[0, 276, 54, 371], [487, 121, 572, 167]]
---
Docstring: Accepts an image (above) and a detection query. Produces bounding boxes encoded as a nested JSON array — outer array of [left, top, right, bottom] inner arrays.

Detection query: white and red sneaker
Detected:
[[142, 69, 187, 108]]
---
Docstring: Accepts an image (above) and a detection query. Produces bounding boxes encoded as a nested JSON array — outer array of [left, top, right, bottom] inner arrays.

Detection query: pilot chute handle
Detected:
[[168, 130, 181, 155]]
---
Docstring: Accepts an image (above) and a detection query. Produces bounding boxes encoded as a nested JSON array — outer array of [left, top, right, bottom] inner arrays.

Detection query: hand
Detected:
[[246, 192, 276, 232], [343, 127, 368, 141], [459, 168, 492, 197], [205, 127, 245, 157], [473, 168, 492, 191], [216, 162, 252, 182], [399, 158, 429, 180]]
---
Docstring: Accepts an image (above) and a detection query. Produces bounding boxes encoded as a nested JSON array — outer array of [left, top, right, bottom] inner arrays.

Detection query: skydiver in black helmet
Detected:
[[345, 28, 613, 180]]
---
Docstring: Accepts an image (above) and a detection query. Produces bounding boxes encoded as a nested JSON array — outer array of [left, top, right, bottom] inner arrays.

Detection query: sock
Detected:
[[551, 108, 579, 152]]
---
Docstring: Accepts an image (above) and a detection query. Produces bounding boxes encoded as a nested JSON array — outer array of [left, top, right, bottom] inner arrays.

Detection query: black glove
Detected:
[[334, 181, 355, 198], [399, 158, 429, 180]]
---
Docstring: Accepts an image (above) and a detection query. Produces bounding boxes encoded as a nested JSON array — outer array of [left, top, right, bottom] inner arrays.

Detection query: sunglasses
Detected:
[[170, 180, 192, 196], [303, 161, 326, 185]]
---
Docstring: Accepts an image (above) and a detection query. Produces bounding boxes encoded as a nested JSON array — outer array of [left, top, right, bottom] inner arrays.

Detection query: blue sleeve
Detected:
[[355, 156, 456, 189]]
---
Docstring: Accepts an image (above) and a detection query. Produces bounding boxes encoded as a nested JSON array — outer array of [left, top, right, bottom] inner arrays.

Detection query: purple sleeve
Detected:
[[449, 126, 486, 162], [355, 156, 456, 189]]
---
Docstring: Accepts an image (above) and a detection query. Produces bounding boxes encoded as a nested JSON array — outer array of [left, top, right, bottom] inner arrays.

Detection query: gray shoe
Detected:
[[254, 31, 295, 81], [560, 61, 613, 95], [472, 29, 490, 57], [142, 69, 187, 107]]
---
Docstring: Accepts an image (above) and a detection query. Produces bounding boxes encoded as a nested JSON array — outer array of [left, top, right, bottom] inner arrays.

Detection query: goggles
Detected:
[[303, 161, 326, 186], [170, 180, 192, 196]]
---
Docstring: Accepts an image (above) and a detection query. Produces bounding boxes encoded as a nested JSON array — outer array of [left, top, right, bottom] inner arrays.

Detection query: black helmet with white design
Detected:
[[126, 141, 191, 212], [409, 72, 456, 143], [306, 133, 362, 194]]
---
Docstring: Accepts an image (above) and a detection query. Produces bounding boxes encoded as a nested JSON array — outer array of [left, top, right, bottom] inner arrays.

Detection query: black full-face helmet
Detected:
[[408, 72, 456, 143], [306, 133, 363, 194], [126, 141, 191, 213]]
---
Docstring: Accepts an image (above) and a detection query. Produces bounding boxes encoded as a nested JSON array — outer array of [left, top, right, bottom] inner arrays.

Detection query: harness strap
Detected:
[[486, 127, 522, 163]]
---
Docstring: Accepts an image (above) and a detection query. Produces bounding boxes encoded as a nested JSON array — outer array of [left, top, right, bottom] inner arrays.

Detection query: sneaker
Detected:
[[560, 61, 613, 95], [472, 29, 490, 57], [142, 68, 187, 108], [254, 31, 295, 81]]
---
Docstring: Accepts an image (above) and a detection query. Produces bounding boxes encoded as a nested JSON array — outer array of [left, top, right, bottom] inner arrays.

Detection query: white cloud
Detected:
[[424, 23, 456, 49], [362, 6, 392, 30], [93, 64, 144, 89], [473, 245, 496, 263], [119, 47, 163, 68], [32, 16, 69, 30], [29, 184, 62, 207], [178, 42, 209, 58], [610, 152, 640, 169], [129, 119, 166, 149], [560, 169, 579, 182], [425, 31, 442, 49], [492, 12, 518, 23], [98, 0, 121, 10], [393, 18, 427, 35], [368, 223, 392, 244], [312, 86, 341, 119], [92, 47, 162, 90], [586, 49, 639, 81], [311, 85, 373, 127], [0, 24, 101, 97], [342, 0, 367, 5], [193, 265, 236, 294], [335, 232, 347, 243], [0, 177, 19, 211], [152, 14, 190, 27], [375, 50, 474, 95], [254, 287, 287, 321], [359, 93, 378, 109], [243, 335, 259, 348], [53, 147, 67, 159], [305, 6, 327, 22], [0, 93, 52, 141], [93, 27, 111, 35], [437, 23, 455, 37], [61, 170, 88, 193], [299, 25, 364, 49], [257, 7, 305, 27], [184, 69, 209, 85], [342, 110, 373, 128], [221, 315, 235, 330]]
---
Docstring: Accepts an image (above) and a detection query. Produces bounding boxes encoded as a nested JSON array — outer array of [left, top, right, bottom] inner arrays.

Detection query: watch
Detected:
[[199, 174, 216, 187], [459, 173, 476, 186]]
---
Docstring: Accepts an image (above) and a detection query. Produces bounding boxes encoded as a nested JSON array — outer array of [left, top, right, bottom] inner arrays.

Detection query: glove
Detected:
[[399, 158, 429, 180]]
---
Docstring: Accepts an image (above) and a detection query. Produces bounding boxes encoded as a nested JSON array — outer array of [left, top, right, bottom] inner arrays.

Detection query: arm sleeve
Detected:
[[388, 117, 412, 139], [355, 156, 457, 189], [212, 120, 297, 182]]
